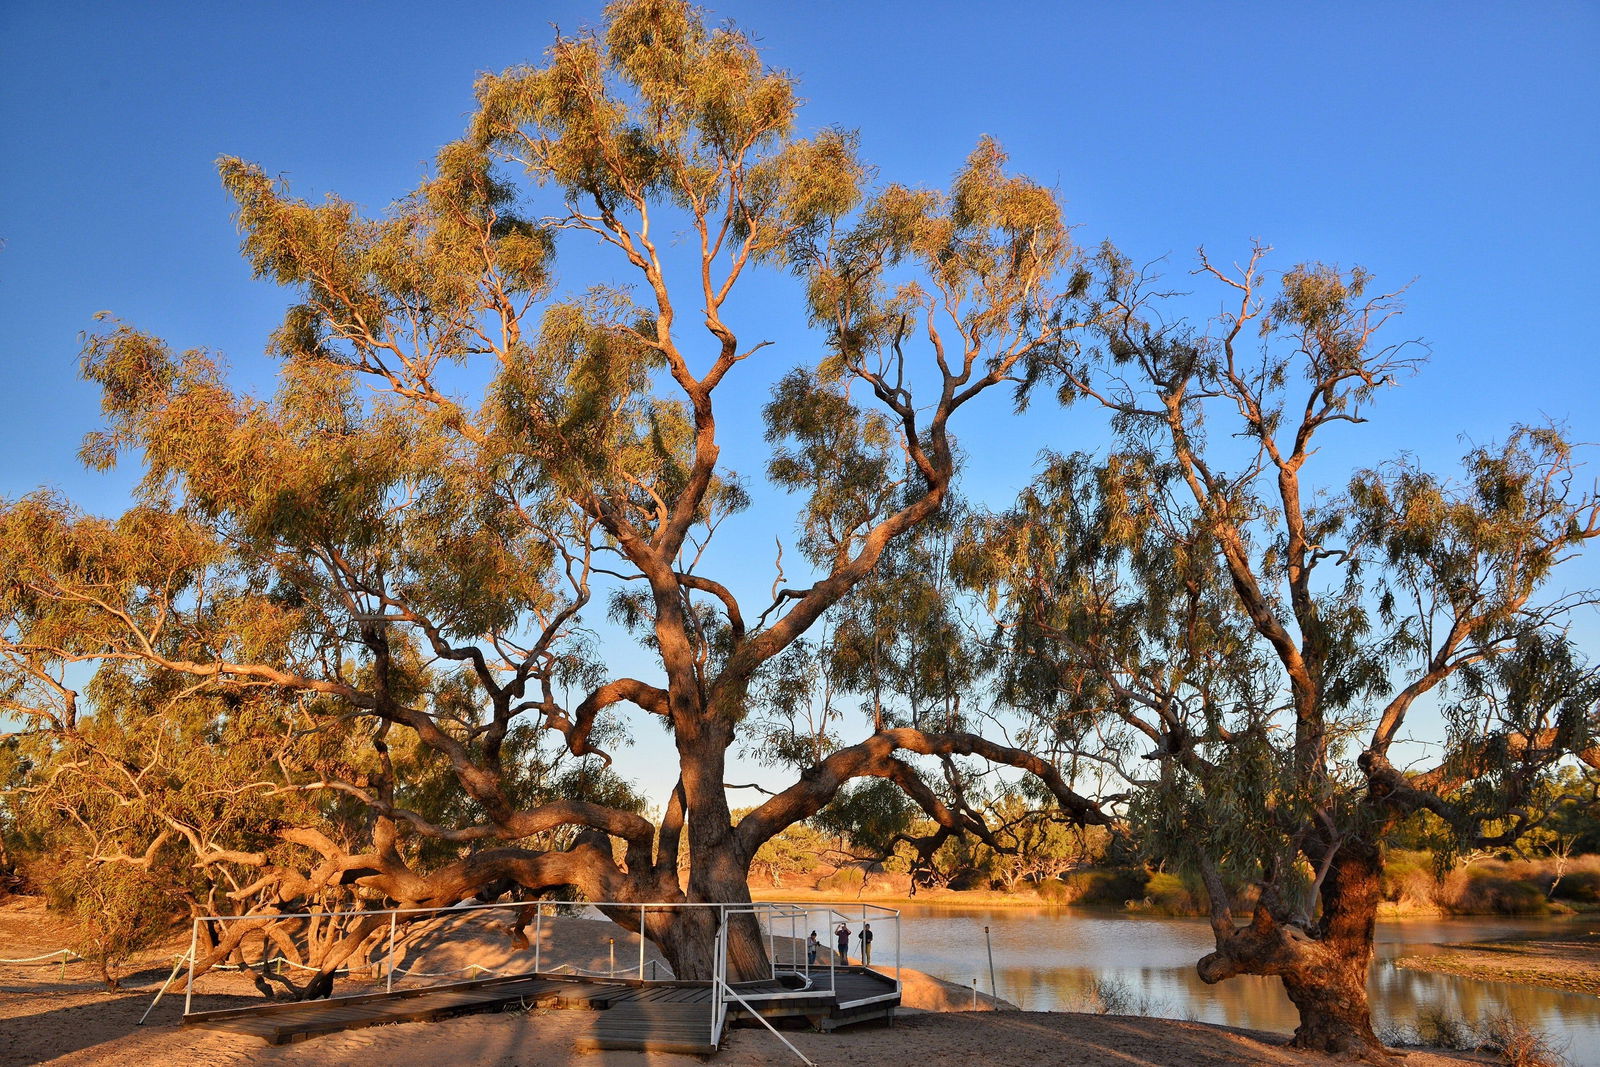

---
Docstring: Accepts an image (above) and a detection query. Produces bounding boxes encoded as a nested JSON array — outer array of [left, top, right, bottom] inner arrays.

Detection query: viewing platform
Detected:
[[183, 965, 899, 1053], [167, 901, 901, 1060]]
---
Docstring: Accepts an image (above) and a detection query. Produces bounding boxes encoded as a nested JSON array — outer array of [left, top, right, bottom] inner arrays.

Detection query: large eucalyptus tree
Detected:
[[971, 249, 1600, 1054], [0, 0, 1106, 989]]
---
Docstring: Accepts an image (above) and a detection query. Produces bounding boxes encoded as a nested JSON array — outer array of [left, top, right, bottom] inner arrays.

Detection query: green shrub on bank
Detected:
[[1453, 869, 1550, 915], [1550, 868, 1600, 903], [1061, 867, 1149, 906], [1381, 850, 1440, 910], [43, 857, 178, 990], [1030, 877, 1072, 903], [1126, 872, 1205, 915], [1376, 849, 1600, 914], [817, 867, 867, 894]]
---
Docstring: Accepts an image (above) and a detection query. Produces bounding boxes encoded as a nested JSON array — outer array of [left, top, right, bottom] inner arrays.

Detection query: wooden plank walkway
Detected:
[[183, 974, 573, 1044], [182, 966, 900, 1053]]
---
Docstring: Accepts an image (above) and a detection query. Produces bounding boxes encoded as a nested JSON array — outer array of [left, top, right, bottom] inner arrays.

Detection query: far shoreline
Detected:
[[752, 885, 1598, 923]]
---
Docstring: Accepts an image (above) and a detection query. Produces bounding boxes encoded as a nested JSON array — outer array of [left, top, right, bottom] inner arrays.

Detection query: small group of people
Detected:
[[805, 921, 872, 967]]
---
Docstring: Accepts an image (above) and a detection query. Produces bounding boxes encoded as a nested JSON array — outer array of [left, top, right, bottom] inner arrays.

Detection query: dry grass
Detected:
[[1383, 1007, 1569, 1067]]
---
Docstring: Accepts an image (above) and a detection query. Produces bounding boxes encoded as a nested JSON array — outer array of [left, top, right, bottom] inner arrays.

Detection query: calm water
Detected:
[[866, 905, 1600, 1065]]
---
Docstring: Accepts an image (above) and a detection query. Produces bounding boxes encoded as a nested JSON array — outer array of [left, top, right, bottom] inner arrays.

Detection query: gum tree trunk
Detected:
[[1285, 844, 1381, 1053], [661, 714, 772, 984], [1199, 843, 1384, 1056]]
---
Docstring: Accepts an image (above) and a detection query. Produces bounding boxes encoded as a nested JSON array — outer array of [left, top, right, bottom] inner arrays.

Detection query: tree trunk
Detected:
[[649, 898, 769, 983], [1197, 844, 1384, 1056], [1285, 841, 1382, 1054], [1281, 953, 1378, 1054], [663, 717, 772, 983]]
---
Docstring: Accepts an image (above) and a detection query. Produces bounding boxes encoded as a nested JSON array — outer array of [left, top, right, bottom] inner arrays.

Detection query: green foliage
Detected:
[[1550, 868, 1600, 903], [824, 499, 986, 732], [745, 638, 844, 769], [747, 818, 829, 885], [1061, 867, 1148, 907], [46, 858, 175, 990], [813, 779, 917, 856], [975, 244, 1600, 936], [816, 866, 867, 894], [1127, 871, 1205, 916], [1453, 869, 1551, 915], [3, 4, 1111, 995]]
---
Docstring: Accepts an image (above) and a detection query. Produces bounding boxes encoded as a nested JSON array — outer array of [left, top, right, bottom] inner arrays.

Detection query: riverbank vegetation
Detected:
[[746, 779, 1600, 921]]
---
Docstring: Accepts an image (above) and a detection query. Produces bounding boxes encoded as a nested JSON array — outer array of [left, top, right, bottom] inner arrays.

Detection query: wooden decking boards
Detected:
[[181, 966, 900, 1053], [183, 975, 572, 1045]]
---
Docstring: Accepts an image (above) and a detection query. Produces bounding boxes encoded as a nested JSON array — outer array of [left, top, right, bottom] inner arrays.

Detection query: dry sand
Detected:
[[1, 897, 1492, 1066]]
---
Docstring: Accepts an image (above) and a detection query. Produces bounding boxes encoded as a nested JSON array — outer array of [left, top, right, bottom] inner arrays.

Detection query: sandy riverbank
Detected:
[[1395, 927, 1600, 996], [0, 989, 1505, 1067], [0, 896, 1496, 1066]]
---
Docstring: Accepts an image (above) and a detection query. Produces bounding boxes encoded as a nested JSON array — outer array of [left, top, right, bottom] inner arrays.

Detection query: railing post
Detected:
[[182, 917, 199, 1017], [638, 905, 645, 980], [534, 903, 542, 974], [828, 909, 835, 995], [894, 909, 901, 994], [386, 910, 398, 993], [985, 924, 996, 1000], [711, 906, 725, 1048]]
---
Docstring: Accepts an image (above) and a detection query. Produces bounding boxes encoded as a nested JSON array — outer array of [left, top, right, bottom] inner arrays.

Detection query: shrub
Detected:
[[1455, 870, 1550, 916], [1381, 849, 1441, 909], [1549, 868, 1600, 904], [1398, 1009, 1567, 1067], [1062, 867, 1148, 906], [1481, 1013, 1568, 1067], [817, 867, 866, 894], [1089, 977, 1171, 1017], [1127, 872, 1204, 916], [1031, 878, 1071, 903], [47, 860, 179, 990], [1413, 1006, 1476, 1050], [946, 868, 987, 891]]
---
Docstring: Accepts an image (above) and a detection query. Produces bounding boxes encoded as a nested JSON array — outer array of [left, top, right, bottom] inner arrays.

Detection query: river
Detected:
[[857, 904, 1599, 1065]]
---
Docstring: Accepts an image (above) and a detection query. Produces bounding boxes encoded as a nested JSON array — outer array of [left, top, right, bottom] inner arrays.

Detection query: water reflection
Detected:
[[892, 905, 1599, 1066]]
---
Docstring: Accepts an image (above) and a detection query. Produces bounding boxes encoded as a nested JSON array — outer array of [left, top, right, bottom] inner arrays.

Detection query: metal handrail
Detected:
[[170, 897, 900, 1023], [715, 972, 816, 1066]]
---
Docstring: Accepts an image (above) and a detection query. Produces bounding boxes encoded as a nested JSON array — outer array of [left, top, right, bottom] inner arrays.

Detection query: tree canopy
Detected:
[[967, 248, 1600, 1052], [0, 0, 1104, 990]]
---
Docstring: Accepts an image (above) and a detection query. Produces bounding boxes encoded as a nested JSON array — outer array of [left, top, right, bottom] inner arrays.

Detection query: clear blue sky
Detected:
[[3, 1, 1598, 801]]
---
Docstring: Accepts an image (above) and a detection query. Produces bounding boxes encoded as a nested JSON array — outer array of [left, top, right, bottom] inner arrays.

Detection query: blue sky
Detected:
[[3, 1, 1598, 802]]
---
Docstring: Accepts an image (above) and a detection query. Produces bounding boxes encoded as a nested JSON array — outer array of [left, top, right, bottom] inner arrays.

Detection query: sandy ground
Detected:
[[1395, 927, 1600, 996], [1, 897, 1492, 1067]]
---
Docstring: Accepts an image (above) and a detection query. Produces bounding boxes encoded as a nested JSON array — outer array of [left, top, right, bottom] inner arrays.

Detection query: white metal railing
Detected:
[[752, 901, 901, 998], [153, 897, 901, 1041], [709, 901, 901, 1061]]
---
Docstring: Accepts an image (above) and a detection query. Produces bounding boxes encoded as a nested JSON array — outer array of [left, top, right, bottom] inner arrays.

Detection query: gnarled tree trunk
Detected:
[[1198, 843, 1382, 1055]]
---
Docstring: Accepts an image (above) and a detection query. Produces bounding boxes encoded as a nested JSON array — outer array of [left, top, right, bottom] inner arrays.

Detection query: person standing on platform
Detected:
[[858, 923, 874, 966], [807, 930, 820, 967], [834, 921, 850, 963]]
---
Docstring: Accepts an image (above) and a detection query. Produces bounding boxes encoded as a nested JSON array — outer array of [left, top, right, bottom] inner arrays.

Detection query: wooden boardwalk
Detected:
[[183, 966, 899, 1054]]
